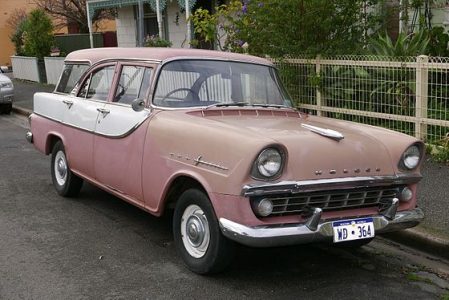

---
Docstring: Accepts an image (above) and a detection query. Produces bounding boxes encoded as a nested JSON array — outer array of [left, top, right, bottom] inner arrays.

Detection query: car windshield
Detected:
[[153, 59, 292, 108]]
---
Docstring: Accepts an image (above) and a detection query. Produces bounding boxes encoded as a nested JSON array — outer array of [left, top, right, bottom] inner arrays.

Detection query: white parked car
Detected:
[[0, 73, 14, 114]]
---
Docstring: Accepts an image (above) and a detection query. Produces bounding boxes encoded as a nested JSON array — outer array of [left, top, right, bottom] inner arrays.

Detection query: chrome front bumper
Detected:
[[0, 93, 13, 104], [219, 208, 424, 248]]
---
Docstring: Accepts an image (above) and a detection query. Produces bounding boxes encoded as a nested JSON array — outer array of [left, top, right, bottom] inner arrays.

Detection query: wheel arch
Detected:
[[45, 133, 64, 155], [161, 174, 210, 216]]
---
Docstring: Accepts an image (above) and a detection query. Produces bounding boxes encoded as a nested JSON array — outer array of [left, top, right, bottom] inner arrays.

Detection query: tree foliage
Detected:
[[191, 0, 383, 57], [7, 9, 28, 56], [190, 1, 243, 51], [368, 30, 430, 56], [22, 9, 54, 59], [32, 0, 115, 33]]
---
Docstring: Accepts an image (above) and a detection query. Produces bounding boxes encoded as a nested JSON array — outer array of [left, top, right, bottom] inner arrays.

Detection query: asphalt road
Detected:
[[1, 113, 449, 299]]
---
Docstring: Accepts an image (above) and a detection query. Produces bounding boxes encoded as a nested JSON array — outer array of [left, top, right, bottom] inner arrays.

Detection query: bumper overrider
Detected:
[[219, 175, 424, 247], [26, 131, 33, 144]]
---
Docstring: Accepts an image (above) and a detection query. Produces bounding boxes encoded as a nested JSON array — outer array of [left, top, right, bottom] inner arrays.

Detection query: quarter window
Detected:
[[56, 64, 89, 94]]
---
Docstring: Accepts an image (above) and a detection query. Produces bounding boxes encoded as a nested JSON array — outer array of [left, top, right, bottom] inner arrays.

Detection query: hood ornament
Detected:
[[301, 124, 344, 141]]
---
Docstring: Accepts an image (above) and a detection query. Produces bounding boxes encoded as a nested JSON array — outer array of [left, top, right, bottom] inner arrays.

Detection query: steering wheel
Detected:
[[161, 88, 198, 102]]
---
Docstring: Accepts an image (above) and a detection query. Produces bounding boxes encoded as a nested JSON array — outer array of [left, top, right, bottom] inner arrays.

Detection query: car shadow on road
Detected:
[[52, 182, 449, 299], [74, 182, 401, 276]]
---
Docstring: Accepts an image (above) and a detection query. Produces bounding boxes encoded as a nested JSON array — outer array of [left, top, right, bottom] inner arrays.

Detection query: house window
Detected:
[[135, 4, 167, 39]]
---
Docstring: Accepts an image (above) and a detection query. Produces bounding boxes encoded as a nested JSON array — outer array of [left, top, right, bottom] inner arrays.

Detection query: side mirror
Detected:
[[131, 98, 145, 112]]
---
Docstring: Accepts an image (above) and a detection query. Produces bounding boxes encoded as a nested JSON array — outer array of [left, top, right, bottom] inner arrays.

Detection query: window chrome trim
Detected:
[[241, 174, 422, 197]]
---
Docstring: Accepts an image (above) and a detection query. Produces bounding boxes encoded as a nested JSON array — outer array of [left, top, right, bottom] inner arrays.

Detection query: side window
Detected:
[[56, 64, 89, 94], [78, 65, 115, 101], [114, 66, 152, 104]]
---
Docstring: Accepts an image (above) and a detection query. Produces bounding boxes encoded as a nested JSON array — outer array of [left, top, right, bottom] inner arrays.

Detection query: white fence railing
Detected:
[[11, 56, 42, 83], [44, 57, 65, 85], [276, 55, 449, 143]]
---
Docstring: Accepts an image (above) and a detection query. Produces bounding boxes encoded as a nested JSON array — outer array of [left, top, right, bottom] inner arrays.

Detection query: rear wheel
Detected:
[[173, 188, 235, 274], [51, 141, 83, 197], [3, 103, 12, 114]]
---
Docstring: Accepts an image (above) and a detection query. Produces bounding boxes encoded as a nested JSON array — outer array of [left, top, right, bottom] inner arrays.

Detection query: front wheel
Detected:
[[51, 141, 83, 197], [173, 189, 235, 274]]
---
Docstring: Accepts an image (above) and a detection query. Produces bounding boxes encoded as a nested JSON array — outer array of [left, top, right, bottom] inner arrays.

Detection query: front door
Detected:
[[93, 64, 154, 202]]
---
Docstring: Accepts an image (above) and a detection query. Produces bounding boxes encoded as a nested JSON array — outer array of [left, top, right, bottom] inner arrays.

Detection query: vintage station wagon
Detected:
[[27, 48, 424, 274]]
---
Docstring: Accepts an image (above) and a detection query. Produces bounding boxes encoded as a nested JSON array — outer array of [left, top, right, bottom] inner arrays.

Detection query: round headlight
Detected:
[[402, 145, 421, 170], [256, 148, 283, 178]]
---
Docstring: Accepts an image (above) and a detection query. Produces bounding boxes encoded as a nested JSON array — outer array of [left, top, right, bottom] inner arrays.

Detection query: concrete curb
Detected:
[[12, 105, 32, 117], [382, 228, 449, 260]]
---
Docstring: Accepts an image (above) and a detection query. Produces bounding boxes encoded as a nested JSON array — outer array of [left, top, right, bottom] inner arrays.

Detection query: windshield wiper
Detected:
[[203, 102, 250, 110], [203, 102, 295, 110], [251, 103, 291, 109]]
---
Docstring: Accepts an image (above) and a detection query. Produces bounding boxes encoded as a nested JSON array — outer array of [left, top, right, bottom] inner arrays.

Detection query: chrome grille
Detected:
[[253, 186, 400, 216]]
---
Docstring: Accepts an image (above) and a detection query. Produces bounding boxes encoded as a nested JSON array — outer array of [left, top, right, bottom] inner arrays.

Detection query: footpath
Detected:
[[7, 75, 449, 260]]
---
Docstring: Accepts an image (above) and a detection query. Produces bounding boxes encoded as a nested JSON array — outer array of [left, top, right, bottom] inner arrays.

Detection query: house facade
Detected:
[[0, 0, 35, 67], [0, 0, 116, 67], [87, 0, 219, 49]]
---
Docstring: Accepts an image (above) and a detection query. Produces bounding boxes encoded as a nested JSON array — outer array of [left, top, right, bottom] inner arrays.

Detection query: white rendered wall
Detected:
[[166, 2, 189, 48], [11, 56, 41, 82], [44, 57, 65, 85], [116, 7, 137, 47]]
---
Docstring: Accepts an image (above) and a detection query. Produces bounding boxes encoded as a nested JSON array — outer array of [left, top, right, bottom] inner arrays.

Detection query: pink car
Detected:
[[27, 48, 424, 274]]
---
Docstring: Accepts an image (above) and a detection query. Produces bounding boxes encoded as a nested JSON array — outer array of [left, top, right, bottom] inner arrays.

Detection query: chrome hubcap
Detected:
[[181, 204, 210, 258], [186, 215, 205, 247], [54, 151, 68, 186], [57, 158, 67, 178]]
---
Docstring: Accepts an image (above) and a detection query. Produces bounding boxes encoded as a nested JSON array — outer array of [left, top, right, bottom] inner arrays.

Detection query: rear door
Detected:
[[34, 63, 89, 122], [62, 63, 117, 178]]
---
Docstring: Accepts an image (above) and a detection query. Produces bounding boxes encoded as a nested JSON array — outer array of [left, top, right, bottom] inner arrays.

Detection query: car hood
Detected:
[[0, 74, 12, 84], [185, 108, 419, 180]]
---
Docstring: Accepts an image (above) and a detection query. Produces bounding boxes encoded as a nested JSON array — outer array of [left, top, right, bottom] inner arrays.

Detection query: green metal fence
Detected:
[[54, 33, 104, 55]]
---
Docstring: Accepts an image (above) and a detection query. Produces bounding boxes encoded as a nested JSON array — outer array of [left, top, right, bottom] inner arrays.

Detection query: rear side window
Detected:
[[56, 64, 89, 94]]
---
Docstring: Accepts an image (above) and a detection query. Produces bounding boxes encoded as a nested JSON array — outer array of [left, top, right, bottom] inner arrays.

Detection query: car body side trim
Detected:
[[33, 111, 152, 139]]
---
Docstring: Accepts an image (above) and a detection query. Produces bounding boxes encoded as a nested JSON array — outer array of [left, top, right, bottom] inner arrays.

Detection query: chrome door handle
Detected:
[[97, 108, 110, 116], [62, 100, 73, 109]]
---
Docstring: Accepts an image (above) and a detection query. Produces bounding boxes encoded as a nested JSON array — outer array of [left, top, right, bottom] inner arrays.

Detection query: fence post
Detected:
[[316, 55, 323, 116], [415, 55, 428, 140]]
